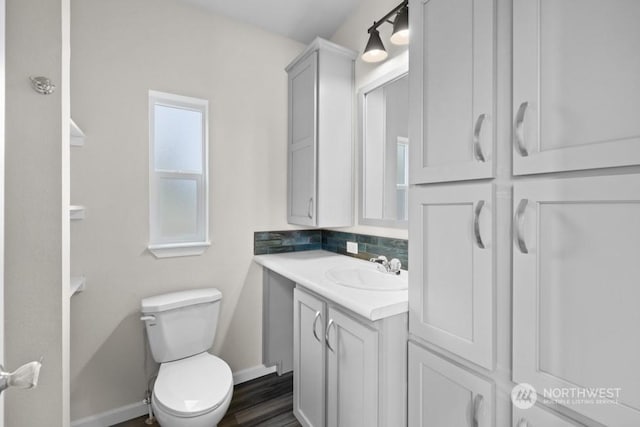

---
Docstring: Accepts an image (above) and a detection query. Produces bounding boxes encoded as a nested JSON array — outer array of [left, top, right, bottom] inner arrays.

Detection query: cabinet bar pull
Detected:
[[473, 200, 486, 249], [514, 198, 529, 254], [473, 114, 487, 162], [312, 311, 322, 343], [472, 394, 483, 427], [514, 102, 529, 156], [325, 319, 335, 352], [307, 197, 314, 219], [517, 418, 529, 427]]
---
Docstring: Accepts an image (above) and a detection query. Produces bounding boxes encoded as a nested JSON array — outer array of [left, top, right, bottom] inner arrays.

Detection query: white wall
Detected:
[[5, 0, 70, 425], [331, 0, 410, 239], [69, 0, 303, 420]]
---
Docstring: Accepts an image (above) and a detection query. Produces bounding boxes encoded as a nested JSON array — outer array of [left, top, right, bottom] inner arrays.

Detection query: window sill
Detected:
[[148, 241, 211, 258]]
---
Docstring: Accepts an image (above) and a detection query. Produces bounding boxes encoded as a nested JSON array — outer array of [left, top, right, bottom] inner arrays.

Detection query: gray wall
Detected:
[[5, 0, 71, 425], [69, 0, 302, 420]]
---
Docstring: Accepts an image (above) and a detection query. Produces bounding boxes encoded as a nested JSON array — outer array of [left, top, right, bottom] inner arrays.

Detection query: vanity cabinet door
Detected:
[[409, 0, 495, 184], [513, 175, 640, 426], [408, 342, 494, 427], [409, 183, 494, 369], [513, 0, 640, 175], [326, 307, 379, 427], [293, 288, 325, 427], [287, 51, 317, 226]]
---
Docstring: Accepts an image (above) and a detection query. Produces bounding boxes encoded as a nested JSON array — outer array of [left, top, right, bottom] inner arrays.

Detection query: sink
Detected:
[[325, 265, 408, 291]]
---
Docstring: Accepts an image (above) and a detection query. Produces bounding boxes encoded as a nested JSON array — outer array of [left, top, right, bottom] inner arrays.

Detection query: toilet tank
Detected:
[[141, 288, 222, 363]]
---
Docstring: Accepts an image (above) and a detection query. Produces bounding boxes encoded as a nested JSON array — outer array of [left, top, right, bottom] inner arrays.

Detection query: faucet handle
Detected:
[[389, 258, 402, 274], [369, 255, 388, 263]]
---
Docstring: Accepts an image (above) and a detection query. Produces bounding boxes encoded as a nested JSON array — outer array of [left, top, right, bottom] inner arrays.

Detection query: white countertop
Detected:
[[254, 250, 408, 321]]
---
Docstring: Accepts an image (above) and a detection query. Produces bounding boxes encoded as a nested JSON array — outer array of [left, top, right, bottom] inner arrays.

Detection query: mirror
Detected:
[[359, 66, 409, 228]]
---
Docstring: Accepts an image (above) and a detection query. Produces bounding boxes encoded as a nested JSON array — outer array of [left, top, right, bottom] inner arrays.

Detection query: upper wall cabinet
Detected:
[[286, 38, 356, 227], [513, 0, 640, 175], [409, 0, 496, 184]]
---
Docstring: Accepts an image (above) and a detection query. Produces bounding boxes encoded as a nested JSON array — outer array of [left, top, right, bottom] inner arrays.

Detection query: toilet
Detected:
[[141, 288, 233, 427]]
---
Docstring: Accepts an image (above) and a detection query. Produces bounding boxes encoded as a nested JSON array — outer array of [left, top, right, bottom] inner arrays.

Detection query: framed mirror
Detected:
[[358, 63, 409, 228]]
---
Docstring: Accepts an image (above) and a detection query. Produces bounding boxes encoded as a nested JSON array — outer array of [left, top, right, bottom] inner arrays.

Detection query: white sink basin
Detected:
[[325, 265, 408, 291]]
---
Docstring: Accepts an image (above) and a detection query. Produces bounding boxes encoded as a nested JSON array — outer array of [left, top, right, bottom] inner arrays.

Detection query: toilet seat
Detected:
[[153, 352, 233, 418]]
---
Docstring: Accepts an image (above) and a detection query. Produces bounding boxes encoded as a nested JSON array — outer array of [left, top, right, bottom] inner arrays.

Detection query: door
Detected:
[[287, 51, 317, 226], [293, 288, 325, 427], [513, 175, 640, 426], [326, 307, 378, 427], [513, 0, 640, 175], [514, 405, 584, 427], [0, 0, 5, 422], [409, 0, 495, 184], [408, 342, 494, 426], [409, 183, 494, 369]]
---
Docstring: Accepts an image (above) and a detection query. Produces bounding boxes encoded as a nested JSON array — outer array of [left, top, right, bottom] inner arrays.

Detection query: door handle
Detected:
[[0, 359, 43, 395], [514, 199, 529, 254], [473, 200, 486, 249], [312, 311, 322, 343], [307, 197, 314, 219], [514, 102, 529, 156], [472, 393, 483, 427], [325, 319, 335, 352], [473, 114, 487, 162]]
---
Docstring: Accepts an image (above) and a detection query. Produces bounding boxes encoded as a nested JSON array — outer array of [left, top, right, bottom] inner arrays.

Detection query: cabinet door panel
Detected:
[[514, 405, 585, 427], [513, 0, 640, 174], [513, 175, 640, 426], [409, 183, 494, 369], [293, 288, 325, 427], [409, 342, 494, 426], [409, 0, 495, 183], [288, 52, 317, 226], [326, 307, 378, 427]]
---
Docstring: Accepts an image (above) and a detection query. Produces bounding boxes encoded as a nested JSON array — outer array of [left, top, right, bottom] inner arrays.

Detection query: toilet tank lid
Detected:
[[141, 288, 222, 313]]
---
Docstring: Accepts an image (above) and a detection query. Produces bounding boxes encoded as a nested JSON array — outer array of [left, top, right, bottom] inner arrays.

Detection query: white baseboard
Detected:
[[70, 401, 148, 427], [232, 364, 277, 385], [70, 364, 277, 427]]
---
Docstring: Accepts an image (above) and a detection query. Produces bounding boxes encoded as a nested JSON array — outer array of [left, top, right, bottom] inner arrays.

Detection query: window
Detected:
[[148, 91, 209, 258]]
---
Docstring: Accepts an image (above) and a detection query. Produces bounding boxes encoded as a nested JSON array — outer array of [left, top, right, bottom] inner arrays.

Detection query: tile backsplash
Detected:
[[254, 229, 409, 270]]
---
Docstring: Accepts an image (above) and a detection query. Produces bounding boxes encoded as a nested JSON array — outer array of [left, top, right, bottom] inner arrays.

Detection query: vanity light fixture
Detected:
[[362, 0, 409, 63]]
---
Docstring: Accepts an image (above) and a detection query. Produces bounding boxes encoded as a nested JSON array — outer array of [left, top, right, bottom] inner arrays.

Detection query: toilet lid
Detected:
[[154, 352, 233, 418]]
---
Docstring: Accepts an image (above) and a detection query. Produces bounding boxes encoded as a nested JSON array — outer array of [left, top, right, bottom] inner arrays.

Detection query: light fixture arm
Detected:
[[367, 0, 408, 34]]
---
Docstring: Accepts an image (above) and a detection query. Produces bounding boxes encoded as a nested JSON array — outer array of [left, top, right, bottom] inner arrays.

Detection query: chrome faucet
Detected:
[[369, 255, 402, 275]]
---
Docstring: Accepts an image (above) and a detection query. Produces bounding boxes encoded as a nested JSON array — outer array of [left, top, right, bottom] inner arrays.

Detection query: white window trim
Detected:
[[148, 90, 210, 258]]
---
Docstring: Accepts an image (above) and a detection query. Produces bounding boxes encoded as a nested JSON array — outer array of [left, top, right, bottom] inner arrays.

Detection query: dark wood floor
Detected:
[[113, 372, 300, 427]]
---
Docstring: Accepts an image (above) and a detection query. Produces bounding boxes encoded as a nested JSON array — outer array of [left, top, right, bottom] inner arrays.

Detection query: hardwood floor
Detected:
[[113, 372, 300, 427]]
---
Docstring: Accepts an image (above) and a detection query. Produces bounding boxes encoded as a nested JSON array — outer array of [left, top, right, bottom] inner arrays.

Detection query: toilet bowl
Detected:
[[141, 289, 233, 427], [152, 353, 233, 427]]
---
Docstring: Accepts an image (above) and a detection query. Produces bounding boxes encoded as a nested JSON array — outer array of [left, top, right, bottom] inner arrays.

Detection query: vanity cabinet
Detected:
[[408, 342, 494, 427], [286, 38, 355, 227], [513, 0, 640, 175], [408, 0, 496, 184], [409, 183, 494, 369], [293, 286, 407, 427], [513, 175, 640, 426]]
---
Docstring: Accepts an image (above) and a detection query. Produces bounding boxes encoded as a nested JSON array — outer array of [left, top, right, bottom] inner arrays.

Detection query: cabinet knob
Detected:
[[325, 319, 335, 352], [517, 418, 529, 427], [472, 393, 483, 427], [473, 200, 486, 249], [312, 311, 323, 343], [307, 197, 314, 219], [514, 198, 529, 254]]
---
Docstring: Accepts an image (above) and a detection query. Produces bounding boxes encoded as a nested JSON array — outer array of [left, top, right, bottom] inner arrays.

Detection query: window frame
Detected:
[[148, 90, 210, 258]]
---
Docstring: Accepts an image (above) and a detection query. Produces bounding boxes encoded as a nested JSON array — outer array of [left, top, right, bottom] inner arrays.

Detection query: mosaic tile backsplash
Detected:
[[254, 229, 409, 270]]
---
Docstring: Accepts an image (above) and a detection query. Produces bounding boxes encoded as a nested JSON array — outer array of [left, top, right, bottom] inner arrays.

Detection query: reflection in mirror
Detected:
[[359, 70, 409, 228]]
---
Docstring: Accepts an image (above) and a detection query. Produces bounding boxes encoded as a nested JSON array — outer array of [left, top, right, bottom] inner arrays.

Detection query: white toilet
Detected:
[[141, 288, 233, 427]]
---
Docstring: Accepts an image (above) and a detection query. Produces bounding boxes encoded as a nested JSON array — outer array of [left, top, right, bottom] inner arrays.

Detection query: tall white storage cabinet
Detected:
[[409, 0, 496, 184], [408, 0, 640, 426], [286, 38, 355, 227]]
